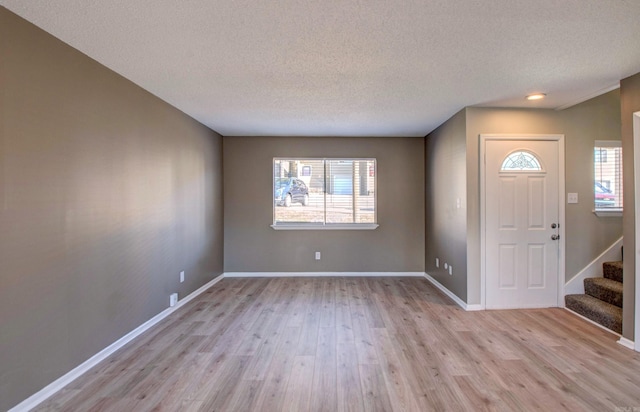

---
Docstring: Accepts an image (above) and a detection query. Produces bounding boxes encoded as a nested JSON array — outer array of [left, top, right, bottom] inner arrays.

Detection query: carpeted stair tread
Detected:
[[565, 294, 622, 334], [603, 261, 623, 283], [584, 277, 623, 308]]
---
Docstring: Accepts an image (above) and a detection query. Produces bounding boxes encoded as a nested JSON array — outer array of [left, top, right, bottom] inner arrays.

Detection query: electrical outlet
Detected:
[[435, 258, 439, 268], [449, 265, 453, 275], [180, 271, 185, 283], [444, 263, 448, 270], [170, 293, 178, 307], [315, 252, 321, 260]]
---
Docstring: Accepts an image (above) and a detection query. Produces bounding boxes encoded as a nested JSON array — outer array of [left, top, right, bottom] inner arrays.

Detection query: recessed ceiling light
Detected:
[[526, 93, 546, 101]]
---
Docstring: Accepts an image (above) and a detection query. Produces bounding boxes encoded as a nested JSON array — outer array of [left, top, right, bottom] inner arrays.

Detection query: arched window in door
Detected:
[[501, 151, 543, 171]]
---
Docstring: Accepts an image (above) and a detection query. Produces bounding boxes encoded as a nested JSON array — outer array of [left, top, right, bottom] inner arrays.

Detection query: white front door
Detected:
[[484, 138, 561, 309]]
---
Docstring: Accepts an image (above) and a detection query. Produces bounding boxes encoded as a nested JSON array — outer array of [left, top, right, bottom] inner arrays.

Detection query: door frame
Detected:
[[633, 111, 640, 352], [480, 134, 566, 310]]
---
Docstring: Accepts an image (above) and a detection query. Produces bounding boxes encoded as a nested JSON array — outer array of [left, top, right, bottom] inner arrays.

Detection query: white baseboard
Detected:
[[564, 237, 623, 295], [223, 272, 425, 278], [423, 272, 482, 311], [617, 337, 636, 350], [9, 274, 225, 412]]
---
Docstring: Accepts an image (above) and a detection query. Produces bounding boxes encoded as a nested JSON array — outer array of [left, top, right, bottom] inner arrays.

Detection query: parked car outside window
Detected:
[[274, 177, 309, 207], [595, 181, 616, 208]]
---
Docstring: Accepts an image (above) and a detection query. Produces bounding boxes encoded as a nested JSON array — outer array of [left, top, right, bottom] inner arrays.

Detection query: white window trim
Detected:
[[593, 208, 622, 217], [594, 140, 621, 148], [271, 223, 379, 230]]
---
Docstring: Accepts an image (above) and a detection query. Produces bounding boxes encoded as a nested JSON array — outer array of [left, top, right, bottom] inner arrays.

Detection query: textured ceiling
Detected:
[[2, 1, 640, 136]]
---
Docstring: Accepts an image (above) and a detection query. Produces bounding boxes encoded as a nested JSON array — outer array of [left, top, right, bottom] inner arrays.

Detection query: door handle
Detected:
[[551, 234, 560, 240], [551, 223, 558, 229]]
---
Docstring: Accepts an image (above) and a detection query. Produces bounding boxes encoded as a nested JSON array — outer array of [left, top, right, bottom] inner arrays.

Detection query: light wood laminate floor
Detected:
[[35, 277, 640, 411]]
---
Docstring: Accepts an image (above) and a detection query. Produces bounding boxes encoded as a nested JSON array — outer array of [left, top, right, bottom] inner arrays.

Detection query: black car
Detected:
[[274, 177, 309, 207]]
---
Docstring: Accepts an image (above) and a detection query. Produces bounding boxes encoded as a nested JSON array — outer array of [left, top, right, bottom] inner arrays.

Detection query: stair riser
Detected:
[[584, 283, 622, 308], [565, 295, 622, 334], [603, 262, 623, 283]]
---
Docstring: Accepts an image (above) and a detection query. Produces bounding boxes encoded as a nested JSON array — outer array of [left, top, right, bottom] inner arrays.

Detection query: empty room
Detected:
[[2, 1, 640, 411]]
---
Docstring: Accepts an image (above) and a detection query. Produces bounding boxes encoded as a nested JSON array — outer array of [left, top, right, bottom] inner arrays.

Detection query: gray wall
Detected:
[[425, 109, 467, 301], [0, 9, 224, 410], [561, 90, 623, 278], [621, 72, 640, 340], [427, 98, 623, 305], [224, 136, 425, 272]]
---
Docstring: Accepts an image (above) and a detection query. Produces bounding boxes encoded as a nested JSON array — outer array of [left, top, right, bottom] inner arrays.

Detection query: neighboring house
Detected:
[[1, 5, 640, 412]]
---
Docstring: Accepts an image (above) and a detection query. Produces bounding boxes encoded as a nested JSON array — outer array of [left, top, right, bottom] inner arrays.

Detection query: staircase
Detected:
[[565, 261, 623, 334]]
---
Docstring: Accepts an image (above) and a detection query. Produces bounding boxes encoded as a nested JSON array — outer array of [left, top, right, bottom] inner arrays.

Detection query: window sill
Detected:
[[271, 223, 379, 230], [593, 208, 623, 217]]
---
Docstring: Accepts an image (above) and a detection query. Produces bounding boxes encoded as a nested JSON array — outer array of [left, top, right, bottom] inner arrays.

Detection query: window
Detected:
[[500, 151, 542, 171], [594, 140, 623, 214], [594, 148, 608, 163], [272, 158, 377, 229]]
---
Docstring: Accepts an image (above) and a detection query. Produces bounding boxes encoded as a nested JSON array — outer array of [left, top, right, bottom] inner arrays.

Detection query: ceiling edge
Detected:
[[555, 84, 620, 111]]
